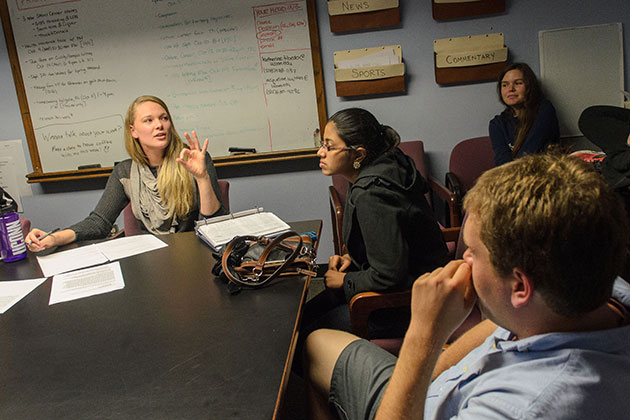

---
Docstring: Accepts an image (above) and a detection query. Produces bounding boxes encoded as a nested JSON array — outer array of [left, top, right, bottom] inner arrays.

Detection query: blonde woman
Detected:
[[26, 95, 227, 252]]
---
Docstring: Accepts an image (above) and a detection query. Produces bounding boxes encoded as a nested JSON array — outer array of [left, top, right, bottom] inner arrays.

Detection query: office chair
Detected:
[[400, 140, 460, 229], [122, 180, 231, 236], [441, 136, 495, 226]]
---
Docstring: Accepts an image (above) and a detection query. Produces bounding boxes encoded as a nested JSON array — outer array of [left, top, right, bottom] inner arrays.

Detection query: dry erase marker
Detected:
[[26, 227, 60, 245], [229, 147, 256, 154]]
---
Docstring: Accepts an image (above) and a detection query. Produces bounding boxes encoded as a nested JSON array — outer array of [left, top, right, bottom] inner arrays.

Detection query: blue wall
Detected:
[[2, 0, 629, 261]]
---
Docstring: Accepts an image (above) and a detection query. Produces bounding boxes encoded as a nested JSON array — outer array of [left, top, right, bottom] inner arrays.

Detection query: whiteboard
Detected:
[[3, 0, 322, 173], [539, 23, 624, 137]]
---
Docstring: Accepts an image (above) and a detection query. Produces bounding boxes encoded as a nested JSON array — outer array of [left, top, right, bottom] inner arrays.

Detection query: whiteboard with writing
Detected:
[[6, 0, 321, 173]]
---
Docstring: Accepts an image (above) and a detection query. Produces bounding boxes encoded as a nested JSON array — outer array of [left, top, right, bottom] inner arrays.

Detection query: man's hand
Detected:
[[409, 260, 477, 344], [375, 261, 477, 420]]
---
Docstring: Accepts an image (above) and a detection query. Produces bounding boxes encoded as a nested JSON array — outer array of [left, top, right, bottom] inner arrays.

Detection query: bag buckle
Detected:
[[252, 266, 264, 281]]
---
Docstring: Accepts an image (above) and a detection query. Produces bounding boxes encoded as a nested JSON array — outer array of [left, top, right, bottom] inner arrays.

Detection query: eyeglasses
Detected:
[[318, 140, 354, 152]]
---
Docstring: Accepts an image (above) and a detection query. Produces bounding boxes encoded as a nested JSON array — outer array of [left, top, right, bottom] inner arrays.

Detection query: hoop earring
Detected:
[[353, 161, 361, 170]]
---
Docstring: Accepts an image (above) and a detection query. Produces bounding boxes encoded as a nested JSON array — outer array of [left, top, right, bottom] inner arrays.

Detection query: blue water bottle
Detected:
[[0, 187, 27, 262]]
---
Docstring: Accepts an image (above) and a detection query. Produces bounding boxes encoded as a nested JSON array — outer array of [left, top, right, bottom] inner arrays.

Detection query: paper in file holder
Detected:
[[328, 0, 400, 33], [194, 207, 290, 251], [433, 33, 507, 85], [334, 45, 405, 97]]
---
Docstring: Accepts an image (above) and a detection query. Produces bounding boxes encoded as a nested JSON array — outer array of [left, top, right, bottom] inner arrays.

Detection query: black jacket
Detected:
[[341, 147, 448, 301]]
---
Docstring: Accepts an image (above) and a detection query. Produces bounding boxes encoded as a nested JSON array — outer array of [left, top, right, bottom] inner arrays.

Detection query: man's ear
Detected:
[[510, 268, 534, 308]]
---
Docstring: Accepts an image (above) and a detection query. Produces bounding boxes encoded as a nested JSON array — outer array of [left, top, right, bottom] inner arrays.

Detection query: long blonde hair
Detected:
[[124, 95, 195, 219]]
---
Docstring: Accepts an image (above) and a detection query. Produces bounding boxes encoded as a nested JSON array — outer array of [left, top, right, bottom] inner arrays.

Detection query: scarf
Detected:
[[129, 161, 178, 235]]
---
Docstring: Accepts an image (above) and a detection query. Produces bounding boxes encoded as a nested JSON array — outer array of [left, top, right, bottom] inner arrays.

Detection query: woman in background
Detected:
[[489, 62, 559, 166], [304, 107, 448, 336], [26, 95, 227, 251]]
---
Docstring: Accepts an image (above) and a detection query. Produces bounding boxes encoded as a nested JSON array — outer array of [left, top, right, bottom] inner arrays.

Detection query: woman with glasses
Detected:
[[305, 107, 448, 338], [489, 62, 559, 166]]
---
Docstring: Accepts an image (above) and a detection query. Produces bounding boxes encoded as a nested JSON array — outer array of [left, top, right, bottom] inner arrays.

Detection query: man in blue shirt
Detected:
[[305, 152, 630, 420]]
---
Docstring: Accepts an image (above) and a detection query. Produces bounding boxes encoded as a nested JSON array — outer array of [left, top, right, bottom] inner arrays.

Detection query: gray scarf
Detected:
[[128, 161, 178, 235]]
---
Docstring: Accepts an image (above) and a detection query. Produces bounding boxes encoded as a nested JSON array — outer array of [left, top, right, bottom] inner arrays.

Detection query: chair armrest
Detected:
[[328, 185, 345, 256], [349, 290, 412, 339], [445, 172, 464, 227], [440, 226, 460, 244], [444, 172, 462, 199], [428, 176, 461, 227]]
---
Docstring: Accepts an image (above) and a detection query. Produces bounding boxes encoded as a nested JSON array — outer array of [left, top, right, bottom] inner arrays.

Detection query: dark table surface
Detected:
[[0, 220, 321, 419]]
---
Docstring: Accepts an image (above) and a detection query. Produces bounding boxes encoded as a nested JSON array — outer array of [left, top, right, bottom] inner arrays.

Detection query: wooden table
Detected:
[[0, 220, 321, 419]]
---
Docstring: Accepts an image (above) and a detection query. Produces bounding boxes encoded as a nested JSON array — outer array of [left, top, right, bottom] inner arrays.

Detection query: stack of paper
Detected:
[[195, 208, 290, 251], [336, 48, 400, 69]]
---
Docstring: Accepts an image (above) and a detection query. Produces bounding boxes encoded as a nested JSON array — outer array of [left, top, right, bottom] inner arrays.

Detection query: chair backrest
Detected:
[[449, 136, 495, 194], [398, 140, 431, 205], [19, 217, 31, 239], [399, 140, 428, 178], [331, 174, 349, 205], [123, 203, 142, 236], [218, 180, 230, 213], [123, 179, 231, 236]]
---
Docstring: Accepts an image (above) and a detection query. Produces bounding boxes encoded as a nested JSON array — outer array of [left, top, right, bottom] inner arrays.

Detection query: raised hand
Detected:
[[176, 130, 210, 180]]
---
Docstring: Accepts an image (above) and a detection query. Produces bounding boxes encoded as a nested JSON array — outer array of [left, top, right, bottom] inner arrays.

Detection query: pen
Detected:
[[26, 228, 60, 245]]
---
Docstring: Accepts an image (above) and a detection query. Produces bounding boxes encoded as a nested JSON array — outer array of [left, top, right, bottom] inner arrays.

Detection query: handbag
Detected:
[[213, 231, 317, 293]]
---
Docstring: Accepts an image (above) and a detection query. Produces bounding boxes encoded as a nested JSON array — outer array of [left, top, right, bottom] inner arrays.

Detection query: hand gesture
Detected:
[[409, 260, 477, 343], [176, 130, 210, 180]]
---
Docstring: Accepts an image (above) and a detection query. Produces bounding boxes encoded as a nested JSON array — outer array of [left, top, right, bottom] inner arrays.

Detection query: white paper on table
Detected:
[[36, 244, 109, 277], [336, 48, 400, 69], [49, 261, 124, 305], [94, 234, 167, 261], [0, 278, 47, 313]]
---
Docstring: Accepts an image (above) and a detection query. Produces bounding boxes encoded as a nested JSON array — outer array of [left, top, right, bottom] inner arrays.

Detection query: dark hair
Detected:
[[497, 63, 543, 157], [328, 108, 400, 165], [465, 153, 629, 317]]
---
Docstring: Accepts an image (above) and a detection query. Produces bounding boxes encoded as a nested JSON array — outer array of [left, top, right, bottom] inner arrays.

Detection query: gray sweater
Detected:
[[69, 154, 227, 241]]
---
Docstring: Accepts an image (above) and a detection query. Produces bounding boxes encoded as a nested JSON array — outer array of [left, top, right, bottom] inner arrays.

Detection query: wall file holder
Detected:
[[334, 45, 405, 96], [328, 0, 399, 32], [434, 33, 507, 85]]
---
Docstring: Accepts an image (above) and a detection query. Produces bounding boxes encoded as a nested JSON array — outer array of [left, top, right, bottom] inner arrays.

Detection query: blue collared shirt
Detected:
[[425, 277, 630, 419]]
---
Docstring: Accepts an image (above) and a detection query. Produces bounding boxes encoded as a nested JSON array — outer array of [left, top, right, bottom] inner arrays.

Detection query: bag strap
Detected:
[[252, 231, 303, 282], [221, 234, 258, 286], [221, 231, 303, 287]]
